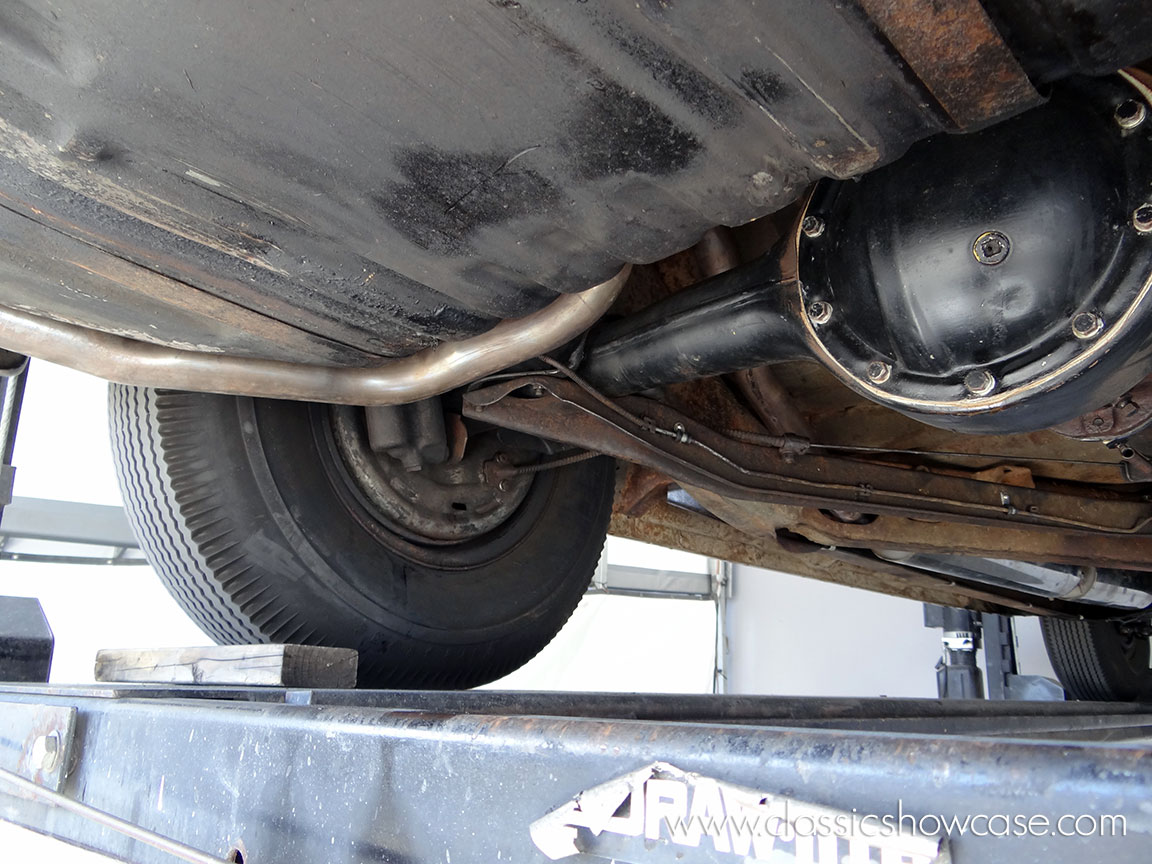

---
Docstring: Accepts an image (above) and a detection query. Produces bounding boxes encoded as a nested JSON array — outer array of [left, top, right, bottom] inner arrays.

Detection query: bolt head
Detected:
[[1116, 99, 1147, 131], [963, 369, 997, 396], [31, 732, 61, 772], [973, 231, 1011, 265], [801, 215, 825, 239], [1071, 311, 1105, 340], [1134, 204, 1152, 234], [865, 361, 892, 385], [806, 300, 833, 325]]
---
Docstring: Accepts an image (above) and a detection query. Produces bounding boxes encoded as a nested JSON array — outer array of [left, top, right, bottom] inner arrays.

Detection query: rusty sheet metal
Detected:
[[732, 365, 813, 436], [608, 247, 705, 319], [793, 507, 1152, 572], [970, 464, 1035, 488], [1052, 375, 1152, 441], [859, 0, 1042, 129], [466, 377, 1152, 536], [685, 485, 1152, 575], [610, 499, 1069, 614], [664, 376, 765, 435], [614, 464, 674, 517], [771, 362, 1131, 486]]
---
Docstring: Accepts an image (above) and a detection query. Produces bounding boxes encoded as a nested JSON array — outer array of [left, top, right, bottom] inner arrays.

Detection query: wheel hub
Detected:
[[330, 407, 532, 544]]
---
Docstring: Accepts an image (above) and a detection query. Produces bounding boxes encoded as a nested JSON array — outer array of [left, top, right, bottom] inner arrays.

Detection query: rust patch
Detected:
[[732, 366, 811, 437], [467, 377, 1152, 591], [970, 464, 1035, 489], [8, 703, 77, 791], [467, 376, 1152, 535], [793, 507, 1152, 572], [1052, 375, 1152, 442], [664, 377, 764, 435], [610, 500, 1062, 614], [858, 0, 1041, 129], [609, 251, 703, 318], [615, 464, 675, 517], [690, 224, 811, 439], [770, 361, 1129, 487]]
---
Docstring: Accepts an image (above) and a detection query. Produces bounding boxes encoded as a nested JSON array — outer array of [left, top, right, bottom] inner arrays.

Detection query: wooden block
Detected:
[[94, 644, 358, 688]]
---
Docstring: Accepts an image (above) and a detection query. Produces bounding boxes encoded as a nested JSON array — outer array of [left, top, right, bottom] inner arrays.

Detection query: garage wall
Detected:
[[724, 564, 945, 697], [724, 563, 1059, 697]]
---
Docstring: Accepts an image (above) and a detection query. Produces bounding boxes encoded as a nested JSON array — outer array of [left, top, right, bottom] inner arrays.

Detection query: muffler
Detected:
[[876, 552, 1152, 611]]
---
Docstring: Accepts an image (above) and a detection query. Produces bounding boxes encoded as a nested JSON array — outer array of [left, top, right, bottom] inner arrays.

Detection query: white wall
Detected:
[[724, 563, 1059, 697], [725, 564, 944, 697], [12, 361, 123, 506]]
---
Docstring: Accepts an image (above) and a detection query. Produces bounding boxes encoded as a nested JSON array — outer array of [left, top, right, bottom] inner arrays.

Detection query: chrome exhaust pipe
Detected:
[[878, 551, 1152, 610], [0, 266, 629, 405]]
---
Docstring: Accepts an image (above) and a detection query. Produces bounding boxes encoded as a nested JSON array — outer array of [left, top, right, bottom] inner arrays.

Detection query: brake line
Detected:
[[497, 450, 601, 477], [806, 442, 1121, 467], [528, 358, 1152, 535]]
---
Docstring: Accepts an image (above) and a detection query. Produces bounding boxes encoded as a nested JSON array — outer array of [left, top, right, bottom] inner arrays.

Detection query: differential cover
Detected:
[[799, 75, 1152, 433]]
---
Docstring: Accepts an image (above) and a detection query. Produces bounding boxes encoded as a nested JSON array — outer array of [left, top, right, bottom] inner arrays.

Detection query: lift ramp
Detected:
[[0, 679, 1151, 864]]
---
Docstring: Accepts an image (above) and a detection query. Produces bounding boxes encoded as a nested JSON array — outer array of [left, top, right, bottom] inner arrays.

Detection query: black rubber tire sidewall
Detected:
[[109, 385, 615, 688], [1040, 616, 1152, 702]]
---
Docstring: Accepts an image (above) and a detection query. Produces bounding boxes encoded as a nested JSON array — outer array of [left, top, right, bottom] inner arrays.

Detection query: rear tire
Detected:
[[108, 385, 614, 689], [1040, 617, 1152, 701]]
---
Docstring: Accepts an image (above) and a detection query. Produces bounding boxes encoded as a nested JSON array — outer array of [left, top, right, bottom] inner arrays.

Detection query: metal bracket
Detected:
[[0, 702, 76, 792]]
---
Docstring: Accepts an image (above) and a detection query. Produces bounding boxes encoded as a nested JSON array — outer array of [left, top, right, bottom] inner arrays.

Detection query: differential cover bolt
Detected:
[[865, 361, 892, 385], [801, 215, 825, 238], [973, 231, 1011, 265], [963, 369, 997, 397], [1135, 204, 1152, 234], [1072, 311, 1105, 340], [806, 300, 833, 325], [1115, 99, 1147, 131]]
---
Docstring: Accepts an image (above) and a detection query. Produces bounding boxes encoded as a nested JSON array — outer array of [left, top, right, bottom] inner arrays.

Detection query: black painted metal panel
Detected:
[[0, 599, 53, 682], [0, 2, 1147, 362], [0, 1, 948, 359]]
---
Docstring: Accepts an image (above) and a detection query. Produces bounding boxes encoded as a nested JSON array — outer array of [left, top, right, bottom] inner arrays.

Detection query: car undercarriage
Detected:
[[2, 0, 1152, 692]]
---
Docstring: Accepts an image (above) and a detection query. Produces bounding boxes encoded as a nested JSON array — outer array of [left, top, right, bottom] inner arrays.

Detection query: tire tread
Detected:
[[108, 385, 610, 688], [1041, 617, 1136, 701]]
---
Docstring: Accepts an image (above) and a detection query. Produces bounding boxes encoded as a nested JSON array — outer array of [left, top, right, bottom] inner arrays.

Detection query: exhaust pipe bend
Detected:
[[0, 266, 630, 405]]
